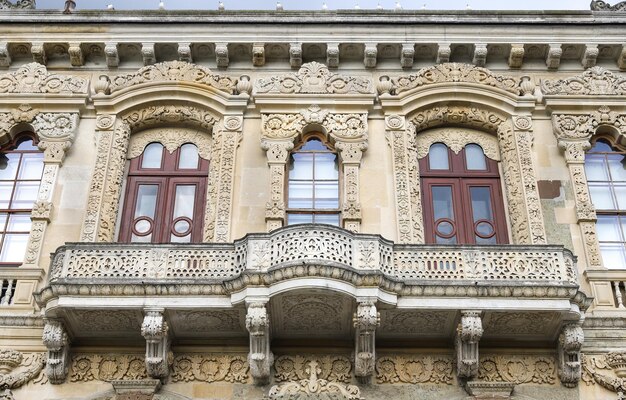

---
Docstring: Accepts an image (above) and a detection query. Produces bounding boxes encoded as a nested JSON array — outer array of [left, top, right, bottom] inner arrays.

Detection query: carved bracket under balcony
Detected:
[[141, 309, 171, 380], [558, 323, 584, 388], [42, 319, 70, 384], [353, 301, 380, 383], [456, 311, 483, 380], [246, 302, 273, 385]]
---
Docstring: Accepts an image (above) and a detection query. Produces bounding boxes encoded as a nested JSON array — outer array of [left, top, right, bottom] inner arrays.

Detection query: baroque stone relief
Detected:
[[414, 127, 501, 160], [478, 355, 557, 385], [0, 0, 36, 9], [591, 0, 626, 10], [376, 354, 454, 384], [169, 310, 244, 335], [69, 310, 142, 333], [255, 61, 373, 94], [0, 63, 88, 94], [127, 127, 212, 160], [378, 310, 453, 336], [582, 351, 626, 396], [273, 294, 350, 337], [274, 355, 352, 383], [541, 66, 626, 95], [107, 61, 237, 94], [384, 63, 523, 95], [0, 350, 45, 400], [482, 312, 559, 337], [70, 354, 147, 382], [170, 354, 248, 383]]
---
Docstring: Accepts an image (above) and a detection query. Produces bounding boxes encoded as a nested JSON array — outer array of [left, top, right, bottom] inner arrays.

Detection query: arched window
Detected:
[[0, 134, 43, 265], [419, 142, 508, 244], [585, 138, 626, 269], [287, 135, 340, 226], [119, 142, 209, 243]]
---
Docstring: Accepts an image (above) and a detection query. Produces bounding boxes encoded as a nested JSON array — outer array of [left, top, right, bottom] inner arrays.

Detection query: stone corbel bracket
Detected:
[[141, 308, 171, 380], [456, 310, 483, 380], [558, 323, 584, 387], [261, 105, 369, 232], [42, 319, 70, 384], [245, 302, 273, 385], [353, 301, 380, 383]]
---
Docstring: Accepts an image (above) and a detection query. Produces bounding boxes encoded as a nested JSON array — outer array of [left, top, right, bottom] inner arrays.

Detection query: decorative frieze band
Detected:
[[542, 66, 626, 96], [0, 63, 88, 94]]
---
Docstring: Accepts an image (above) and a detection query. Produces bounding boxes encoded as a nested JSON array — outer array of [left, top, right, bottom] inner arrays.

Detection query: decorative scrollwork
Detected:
[[542, 66, 626, 95], [0, 63, 88, 94]]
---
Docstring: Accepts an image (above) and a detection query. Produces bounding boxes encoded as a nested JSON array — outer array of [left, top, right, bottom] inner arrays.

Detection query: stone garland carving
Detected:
[[42, 319, 70, 384], [255, 61, 373, 95], [478, 355, 557, 384], [141, 310, 170, 379], [542, 66, 626, 95], [386, 63, 522, 95], [558, 323, 584, 388], [0, 0, 36, 9], [127, 129, 212, 160], [591, 0, 626, 10], [70, 354, 147, 382], [170, 354, 248, 383], [414, 127, 500, 161], [81, 105, 240, 243], [107, 61, 236, 95], [0, 350, 45, 400], [246, 302, 273, 385], [268, 360, 362, 400], [375, 355, 454, 384], [274, 355, 352, 383], [582, 351, 626, 396], [0, 63, 88, 94]]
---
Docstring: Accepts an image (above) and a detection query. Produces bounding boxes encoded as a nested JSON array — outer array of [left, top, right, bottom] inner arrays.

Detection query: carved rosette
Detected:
[[558, 323, 584, 387], [42, 319, 70, 384], [456, 311, 483, 379], [261, 106, 368, 232], [246, 302, 273, 385]]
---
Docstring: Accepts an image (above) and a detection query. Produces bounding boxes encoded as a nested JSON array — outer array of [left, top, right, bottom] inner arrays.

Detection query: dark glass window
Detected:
[[420, 142, 508, 244]]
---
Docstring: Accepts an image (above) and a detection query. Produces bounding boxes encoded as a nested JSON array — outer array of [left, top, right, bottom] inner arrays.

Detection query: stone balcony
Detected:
[[35, 225, 589, 385]]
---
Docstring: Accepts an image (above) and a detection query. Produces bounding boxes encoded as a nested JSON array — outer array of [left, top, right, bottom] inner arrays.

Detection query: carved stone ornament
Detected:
[[32, 113, 79, 140], [353, 302, 380, 382], [108, 61, 237, 94], [582, 351, 626, 396], [141, 310, 171, 379], [415, 127, 500, 160], [42, 319, 70, 384], [0, 63, 88, 94], [128, 128, 212, 160], [479, 354, 557, 384], [268, 360, 363, 400], [558, 323, 584, 388], [590, 0, 626, 11], [171, 354, 248, 383], [456, 311, 483, 379], [274, 355, 352, 384], [246, 302, 273, 385], [376, 354, 454, 384], [255, 61, 373, 94], [388, 63, 522, 95], [541, 66, 626, 95], [0, 350, 45, 400], [70, 354, 147, 382], [0, 0, 36, 9]]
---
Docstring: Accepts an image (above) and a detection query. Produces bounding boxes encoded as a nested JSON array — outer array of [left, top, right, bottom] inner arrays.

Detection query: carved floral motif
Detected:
[[414, 127, 500, 160], [376, 355, 453, 384], [109, 61, 236, 94], [0, 351, 45, 400], [70, 354, 147, 382], [542, 66, 626, 95], [390, 63, 521, 95], [479, 355, 557, 384], [274, 355, 352, 383], [170, 354, 248, 383], [127, 128, 212, 160], [0, 63, 88, 94], [256, 62, 372, 94]]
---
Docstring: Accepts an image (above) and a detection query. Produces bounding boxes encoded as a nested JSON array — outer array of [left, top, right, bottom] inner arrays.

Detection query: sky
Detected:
[[36, 0, 591, 11]]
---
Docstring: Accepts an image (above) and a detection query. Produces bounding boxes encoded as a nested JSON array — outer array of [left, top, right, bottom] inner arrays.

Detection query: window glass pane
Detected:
[[436, 233, 457, 245], [428, 143, 449, 170], [0, 213, 6, 230], [287, 214, 314, 225], [170, 232, 191, 243], [585, 156, 609, 181], [475, 234, 497, 245], [465, 144, 487, 170], [615, 185, 626, 209], [608, 154, 626, 182], [0, 234, 28, 262], [589, 184, 615, 210], [590, 140, 613, 152], [597, 216, 622, 242], [173, 185, 196, 218], [18, 153, 44, 179], [289, 154, 313, 180], [288, 182, 313, 208], [131, 232, 152, 243], [0, 154, 19, 180], [314, 182, 339, 208], [178, 144, 199, 169], [314, 214, 340, 226], [432, 186, 455, 220], [600, 243, 626, 269], [621, 216, 626, 240], [141, 143, 164, 169], [0, 182, 13, 208], [11, 182, 39, 208], [301, 139, 326, 151], [470, 187, 494, 222], [133, 185, 158, 219], [7, 214, 31, 232], [314, 153, 338, 179], [15, 139, 38, 151]]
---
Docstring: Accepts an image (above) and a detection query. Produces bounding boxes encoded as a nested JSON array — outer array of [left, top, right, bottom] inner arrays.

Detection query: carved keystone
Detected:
[[246, 302, 273, 385], [353, 301, 380, 383], [456, 310, 483, 379], [141, 309, 170, 380]]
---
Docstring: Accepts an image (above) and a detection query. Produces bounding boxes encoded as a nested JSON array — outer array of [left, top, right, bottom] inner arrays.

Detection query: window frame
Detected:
[[419, 142, 508, 245], [0, 133, 43, 266], [119, 142, 209, 244], [285, 133, 341, 226]]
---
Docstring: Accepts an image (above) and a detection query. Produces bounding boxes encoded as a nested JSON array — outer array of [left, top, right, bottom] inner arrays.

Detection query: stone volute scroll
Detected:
[[261, 105, 369, 232]]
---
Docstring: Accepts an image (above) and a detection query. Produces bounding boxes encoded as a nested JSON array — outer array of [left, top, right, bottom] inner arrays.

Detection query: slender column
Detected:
[[262, 140, 293, 231]]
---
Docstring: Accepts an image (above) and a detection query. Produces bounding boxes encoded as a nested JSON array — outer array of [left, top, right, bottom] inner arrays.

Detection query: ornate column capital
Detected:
[[141, 309, 171, 380], [246, 302, 273, 385], [261, 139, 294, 164], [456, 311, 483, 379], [42, 319, 70, 384]]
